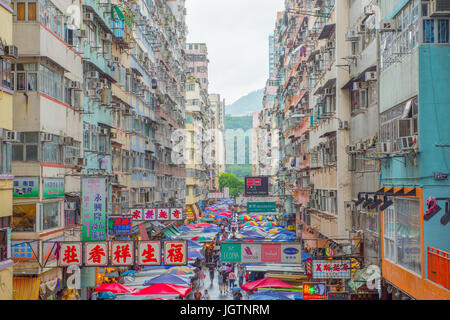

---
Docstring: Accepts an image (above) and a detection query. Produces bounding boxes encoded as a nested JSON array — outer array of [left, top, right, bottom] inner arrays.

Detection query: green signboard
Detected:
[[81, 178, 107, 241], [43, 178, 65, 199], [13, 177, 39, 198], [247, 202, 276, 213], [220, 243, 242, 263]]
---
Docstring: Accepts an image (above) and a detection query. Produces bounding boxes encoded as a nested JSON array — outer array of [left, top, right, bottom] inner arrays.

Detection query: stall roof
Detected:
[[245, 264, 305, 274]]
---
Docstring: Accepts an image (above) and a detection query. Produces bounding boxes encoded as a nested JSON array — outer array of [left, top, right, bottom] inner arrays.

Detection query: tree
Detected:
[[218, 173, 244, 198]]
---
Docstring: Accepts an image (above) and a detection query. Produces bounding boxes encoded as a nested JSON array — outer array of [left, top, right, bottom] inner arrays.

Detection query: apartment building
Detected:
[[376, 0, 450, 300], [0, 0, 15, 300], [209, 93, 226, 185], [186, 43, 209, 91]]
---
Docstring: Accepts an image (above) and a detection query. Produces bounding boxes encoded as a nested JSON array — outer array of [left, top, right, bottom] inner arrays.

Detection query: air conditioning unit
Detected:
[[110, 132, 117, 139], [84, 12, 94, 23], [353, 82, 367, 90], [364, 4, 375, 16], [112, 56, 120, 64], [326, 41, 334, 50], [329, 191, 336, 198], [40, 132, 53, 142], [4, 45, 18, 59], [101, 33, 112, 42], [100, 128, 108, 135], [5, 130, 20, 142], [70, 81, 82, 90], [358, 24, 366, 34], [365, 71, 377, 81], [63, 136, 74, 145], [379, 142, 391, 154], [64, 201, 76, 210], [339, 121, 349, 130], [87, 89, 97, 97], [77, 29, 87, 38], [380, 20, 397, 32], [87, 71, 99, 78], [345, 145, 352, 154], [76, 157, 87, 166], [429, 0, 450, 17], [345, 30, 360, 42], [398, 135, 416, 151], [95, 81, 104, 90], [324, 88, 334, 96], [356, 142, 366, 151]]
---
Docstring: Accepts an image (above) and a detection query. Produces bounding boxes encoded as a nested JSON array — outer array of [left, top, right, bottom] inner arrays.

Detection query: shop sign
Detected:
[[244, 176, 269, 197], [85, 242, 108, 267], [312, 259, 351, 279], [303, 282, 327, 300], [59, 242, 82, 267], [137, 241, 161, 266], [350, 293, 379, 300], [81, 178, 107, 241], [143, 208, 156, 220], [241, 243, 261, 263], [110, 241, 134, 266], [42, 236, 64, 264], [164, 241, 187, 265], [11, 240, 39, 261], [247, 202, 276, 213], [281, 243, 302, 263], [170, 208, 183, 220], [43, 178, 65, 199], [13, 177, 39, 198], [131, 208, 143, 220], [220, 243, 242, 263], [327, 292, 350, 300], [261, 244, 281, 263], [108, 216, 132, 236], [157, 208, 170, 221], [287, 225, 296, 231]]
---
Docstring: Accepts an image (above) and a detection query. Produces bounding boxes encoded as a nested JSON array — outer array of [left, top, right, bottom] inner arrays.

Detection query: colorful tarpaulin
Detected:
[[186, 223, 216, 229], [132, 283, 191, 297], [143, 274, 190, 286], [191, 235, 213, 242], [241, 278, 295, 292], [165, 266, 194, 275], [96, 282, 135, 293]]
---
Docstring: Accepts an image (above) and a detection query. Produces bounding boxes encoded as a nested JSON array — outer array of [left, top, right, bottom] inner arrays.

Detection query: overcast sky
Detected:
[[185, 0, 285, 105]]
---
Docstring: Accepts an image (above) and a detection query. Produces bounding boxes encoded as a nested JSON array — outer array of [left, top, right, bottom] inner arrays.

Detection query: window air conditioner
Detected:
[[77, 157, 87, 166], [380, 20, 397, 32], [365, 71, 377, 81], [84, 12, 94, 23], [4, 45, 19, 59], [429, 0, 450, 17], [5, 130, 20, 142], [87, 71, 99, 78], [379, 142, 391, 154], [40, 132, 53, 142]]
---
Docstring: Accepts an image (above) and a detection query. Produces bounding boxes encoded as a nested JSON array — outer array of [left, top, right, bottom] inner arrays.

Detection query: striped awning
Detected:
[[13, 277, 40, 300]]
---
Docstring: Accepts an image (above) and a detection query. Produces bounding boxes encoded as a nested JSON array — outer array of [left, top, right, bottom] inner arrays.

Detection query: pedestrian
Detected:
[[90, 289, 98, 300], [202, 289, 210, 300], [238, 265, 244, 287], [228, 270, 236, 289], [194, 288, 202, 300], [223, 270, 230, 294], [209, 264, 215, 285], [218, 271, 224, 295], [233, 289, 243, 300]]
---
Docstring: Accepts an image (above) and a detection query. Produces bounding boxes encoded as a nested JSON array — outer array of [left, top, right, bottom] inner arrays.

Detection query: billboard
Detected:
[[244, 176, 269, 197], [312, 260, 351, 279], [81, 178, 107, 241], [221, 242, 302, 264]]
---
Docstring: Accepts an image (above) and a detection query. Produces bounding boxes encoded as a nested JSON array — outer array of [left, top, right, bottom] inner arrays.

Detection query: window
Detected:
[[38, 0, 63, 38], [12, 132, 39, 161], [41, 202, 60, 230], [383, 198, 421, 274], [39, 64, 62, 100], [0, 58, 13, 90], [12, 204, 36, 232], [0, 142, 12, 174]]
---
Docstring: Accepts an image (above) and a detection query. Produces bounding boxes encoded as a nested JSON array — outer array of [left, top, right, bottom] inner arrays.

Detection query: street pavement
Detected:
[[198, 267, 247, 300]]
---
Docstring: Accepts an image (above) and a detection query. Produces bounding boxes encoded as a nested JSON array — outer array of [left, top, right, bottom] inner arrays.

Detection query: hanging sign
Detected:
[[110, 241, 134, 266], [59, 242, 82, 267], [157, 208, 170, 221], [81, 178, 107, 241], [43, 178, 65, 199], [108, 216, 132, 236], [85, 242, 108, 267], [137, 241, 161, 266], [303, 282, 327, 300], [312, 259, 351, 279], [163, 241, 187, 265], [143, 208, 156, 220]]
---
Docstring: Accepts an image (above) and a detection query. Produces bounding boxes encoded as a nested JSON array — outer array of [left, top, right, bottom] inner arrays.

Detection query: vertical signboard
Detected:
[[43, 178, 65, 198], [81, 178, 107, 241]]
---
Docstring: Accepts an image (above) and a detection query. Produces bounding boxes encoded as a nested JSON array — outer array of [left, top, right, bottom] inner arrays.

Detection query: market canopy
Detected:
[[241, 278, 295, 292], [188, 250, 204, 259], [186, 223, 216, 229], [165, 266, 194, 276], [191, 235, 212, 242], [143, 274, 190, 287], [95, 282, 136, 294], [132, 283, 191, 297]]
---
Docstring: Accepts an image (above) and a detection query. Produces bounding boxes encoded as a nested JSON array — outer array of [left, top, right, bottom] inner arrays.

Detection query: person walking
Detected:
[[238, 264, 245, 287], [202, 289, 210, 300], [208, 264, 215, 286], [194, 288, 202, 300], [228, 270, 236, 289], [218, 271, 224, 295]]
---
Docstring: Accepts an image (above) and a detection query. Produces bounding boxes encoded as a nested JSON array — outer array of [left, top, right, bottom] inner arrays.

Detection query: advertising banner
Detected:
[[303, 282, 327, 300], [220, 243, 242, 263], [43, 178, 65, 199], [81, 178, 107, 241], [247, 202, 276, 213], [244, 176, 269, 197], [13, 177, 39, 198], [312, 259, 351, 279], [281, 243, 302, 264], [241, 243, 261, 263], [108, 216, 132, 236], [11, 240, 39, 261], [261, 244, 281, 263]]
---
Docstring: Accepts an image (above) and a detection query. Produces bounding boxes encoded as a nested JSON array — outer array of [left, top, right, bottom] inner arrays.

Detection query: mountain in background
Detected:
[[225, 88, 264, 116]]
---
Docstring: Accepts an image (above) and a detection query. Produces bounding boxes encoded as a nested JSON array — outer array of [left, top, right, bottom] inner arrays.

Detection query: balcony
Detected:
[[427, 246, 449, 290]]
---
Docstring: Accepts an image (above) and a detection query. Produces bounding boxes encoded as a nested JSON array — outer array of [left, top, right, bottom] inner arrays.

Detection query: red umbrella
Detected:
[[132, 283, 191, 297], [186, 223, 216, 229], [96, 282, 136, 294], [241, 278, 295, 292]]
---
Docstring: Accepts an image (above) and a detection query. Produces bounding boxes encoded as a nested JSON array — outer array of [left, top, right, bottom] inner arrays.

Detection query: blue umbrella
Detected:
[[250, 294, 283, 300], [121, 270, 136, 277], [203, 227, 221, 233], [188, 250, 204, 259], [256, 290, 297, 300], [143, 274, 191, 286], [178, 226, 191, 231], [187, 240, 203, 248], [98, 291, 117, 300]]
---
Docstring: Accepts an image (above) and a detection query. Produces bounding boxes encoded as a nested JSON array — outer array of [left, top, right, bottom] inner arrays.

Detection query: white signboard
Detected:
[[281, 243, 302, 264], [84, 242, 108, 267], [170, 208, 183, 220], [110, 241, 134, 266], [312, 260, 351, 279], [163, 241, 187, 265], [157, 208, 170, 221], [143, 208, 156, 220], [241, 243, 261, 263], [138, 241, 161, 266], [59, 242, 82, 267]]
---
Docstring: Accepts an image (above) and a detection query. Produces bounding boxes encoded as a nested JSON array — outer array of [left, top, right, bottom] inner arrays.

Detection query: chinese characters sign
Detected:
[[56, 241, 187, 267], [130, 208, 183, 221], [244, 176, 269, 197], [312, 260, 351, 279], [43, 178, 65, 198], [138, 241, 161, 265], [303, 283, 327, 300], [247, 202, 276, 213], [164, 241, 187, 265], [108, 216, 132, 236], [81, 178, 107, 241], [13, 177, 39, 198]]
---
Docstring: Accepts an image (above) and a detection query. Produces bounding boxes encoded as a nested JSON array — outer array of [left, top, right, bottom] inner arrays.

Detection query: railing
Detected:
[[427, 246, 449, 290]]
